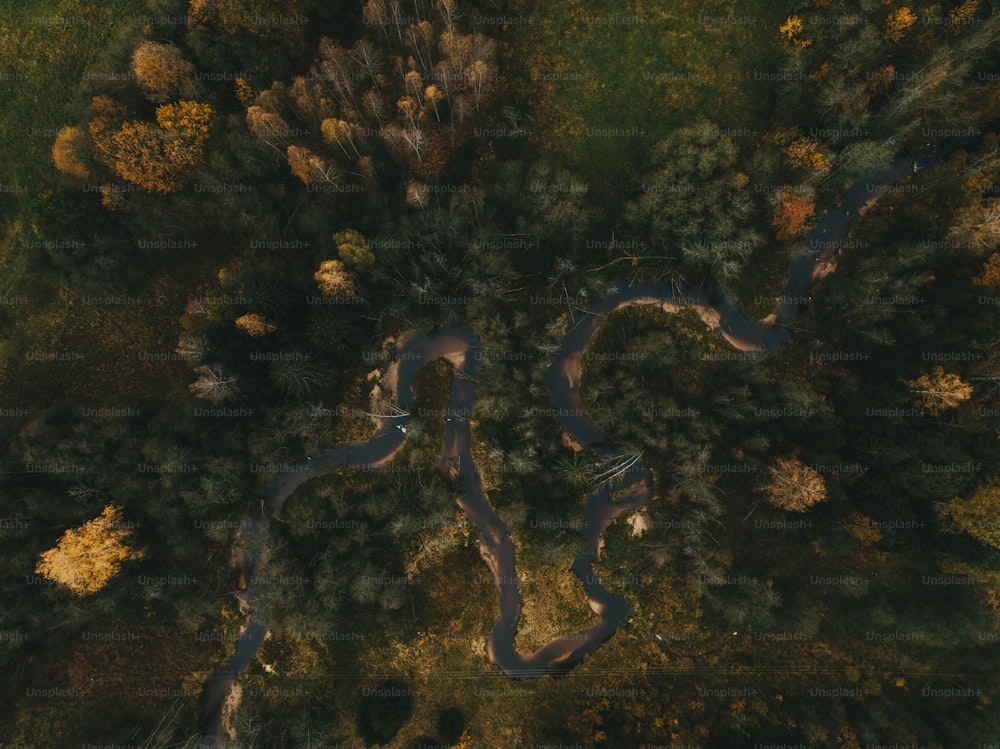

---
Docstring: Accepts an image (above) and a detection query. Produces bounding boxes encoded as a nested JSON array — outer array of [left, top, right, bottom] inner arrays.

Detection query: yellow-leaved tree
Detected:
[[779, 15, 812, 49], [314, 259, 357, 298], [885, 7, 918, 43], [905, 366, 973, 416], [35, 504, 143, 596]]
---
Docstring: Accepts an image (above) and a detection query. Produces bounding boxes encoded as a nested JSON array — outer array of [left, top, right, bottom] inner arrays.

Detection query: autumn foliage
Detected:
[[52, 126, 91, 180], [948, 0, 980, 33], [245, 1, 500, 186], [948, 199, 1000, 251], [905, 366, 973, 415], [131, 41, 194, 103], [35, 504, 144, 596], [779, 15, 812, 49], [972, 253, 1000, 286], [771, 190, 816, 240], [105, 101, 215, 193], [313, 259, 357, 298], [235, 312, 277, 336], [783, 137, 832, 176], [764, 456, 828, 512], [884, 7, 918, 43]]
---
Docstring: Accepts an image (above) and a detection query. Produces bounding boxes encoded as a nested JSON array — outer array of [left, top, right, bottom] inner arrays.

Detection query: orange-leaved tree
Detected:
[[771, 190, 816, 240], [106, 101, 215, 193], [972, 253, 1000, 286], [314, 259, 357, 298], [905, 366, 973, 416], [764, 456, 827, 512], [235, 313, 277, 336]]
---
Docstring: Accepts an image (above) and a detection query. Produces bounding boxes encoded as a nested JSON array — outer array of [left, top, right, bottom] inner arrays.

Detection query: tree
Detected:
[[842, 512, 884, 550], [771, 190, 816, 240], [247, 105, 294, 156], [313, 259, 357, 297], [269, 357, 334, 397], [406, 181, 430, 208], [131, 41, 194, 103], [321, 118, 364, 160], [109, 121, 196, 193], [155, 100, 215, 149], [52, 126, 91, 180], [884, 7, 918, 43], [107, 102, 215, 193], [334, 229, 376, 270], [88, 95, 129, 169], [783, 137, 831, 176], [175, 331, 208, 361], [764, 456, 827, 512], [972, 253, 1000, 286], [351, 38, 384, 90], [938, 478, 1000, 549], [779, 15, 811, 49], [190, 364, 239, 403], [189, 0, 302, 36], [396, 95, 420, 129], [905, 366, 973, 415], [464, 58, 496, 110], [623, 120, 760, 290], [948, 199, 1000, 251], [235, 312, 277, 336], [287, 145, 339, 185], [949, 0, 979, 33], [35, 504, 144, 596], [424, 84, 444, 121]]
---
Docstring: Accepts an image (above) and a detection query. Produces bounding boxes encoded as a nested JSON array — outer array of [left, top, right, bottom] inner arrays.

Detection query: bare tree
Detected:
[[190, 365, 239, 404]]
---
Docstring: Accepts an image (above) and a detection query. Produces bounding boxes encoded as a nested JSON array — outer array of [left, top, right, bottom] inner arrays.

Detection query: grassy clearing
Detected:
[[507, 0, 787, 186], [0, 0, 143, 293], [0, 0, 196, 405], [0, 0, 144, 191]]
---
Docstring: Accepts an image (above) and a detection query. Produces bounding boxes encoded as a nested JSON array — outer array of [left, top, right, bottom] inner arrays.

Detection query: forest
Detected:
[[2, 0, 1000, 746]]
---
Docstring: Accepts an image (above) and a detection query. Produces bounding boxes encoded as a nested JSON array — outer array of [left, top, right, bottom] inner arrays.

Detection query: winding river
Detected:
[[196, 153, 923, 746]]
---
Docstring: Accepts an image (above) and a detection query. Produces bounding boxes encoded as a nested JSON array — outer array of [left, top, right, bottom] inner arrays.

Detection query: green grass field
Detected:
[[507, 0, 787, 185], [0, 0, 144, 190], [0, 0, 193, 404]]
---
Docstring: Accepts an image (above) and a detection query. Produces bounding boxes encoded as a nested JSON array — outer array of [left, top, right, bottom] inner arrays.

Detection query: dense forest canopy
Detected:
[[2, 0, 1000, 746]]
